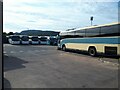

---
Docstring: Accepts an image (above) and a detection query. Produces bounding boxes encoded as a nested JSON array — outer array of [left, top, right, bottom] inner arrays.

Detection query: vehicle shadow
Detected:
[[4, 55, 28, 72], [65, 49, 120, 59], [4, 78, 11, 89]]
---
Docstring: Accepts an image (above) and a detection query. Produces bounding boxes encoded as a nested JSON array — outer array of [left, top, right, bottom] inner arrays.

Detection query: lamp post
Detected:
[[90, 16, 93, 26]]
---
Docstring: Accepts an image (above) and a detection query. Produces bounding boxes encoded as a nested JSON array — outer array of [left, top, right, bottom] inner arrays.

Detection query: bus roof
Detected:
[[61, 22, 120, 33], [75, 22, 120, 31], [60, 22, 120, 36]]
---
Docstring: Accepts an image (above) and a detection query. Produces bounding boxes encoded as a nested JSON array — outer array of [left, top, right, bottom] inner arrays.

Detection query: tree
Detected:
[[7, 32, 14, 35], [3, 32, 8, 43], [3, 32, 7, 36]]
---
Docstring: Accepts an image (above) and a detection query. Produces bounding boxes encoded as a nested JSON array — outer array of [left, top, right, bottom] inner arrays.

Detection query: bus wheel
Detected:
[[62, 45, 66, 51], [57, 47, 61, 50], [88, 47, 97, 56]]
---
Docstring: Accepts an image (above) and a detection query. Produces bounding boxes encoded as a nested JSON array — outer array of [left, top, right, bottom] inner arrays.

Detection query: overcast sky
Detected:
[[3, 0, 119, 33]]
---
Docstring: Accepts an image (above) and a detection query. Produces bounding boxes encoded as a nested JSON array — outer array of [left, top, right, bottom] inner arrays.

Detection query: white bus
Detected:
[[20, 35, 29, 45], [58, 22, 120, 57], [30, 36, 39, 44], [39, 36, 50, 45], [8, 35, 21, 45]]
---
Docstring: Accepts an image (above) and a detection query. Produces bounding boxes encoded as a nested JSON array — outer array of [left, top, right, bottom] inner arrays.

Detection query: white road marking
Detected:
[[4, 51, 7, 53], [10, 51, 15, 53], [4, 53, 9, 56], [19, 51, 24, 53]]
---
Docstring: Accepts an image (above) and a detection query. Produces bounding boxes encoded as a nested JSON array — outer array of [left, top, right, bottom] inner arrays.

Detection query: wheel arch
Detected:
[[88, 46, 97, 52]]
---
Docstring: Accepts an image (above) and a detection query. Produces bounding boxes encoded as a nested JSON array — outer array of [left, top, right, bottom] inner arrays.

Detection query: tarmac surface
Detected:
[[4, 44, 119, 88]]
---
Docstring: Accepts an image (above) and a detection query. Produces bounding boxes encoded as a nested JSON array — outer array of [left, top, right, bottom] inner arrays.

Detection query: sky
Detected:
[[3, 0, 119, 33]]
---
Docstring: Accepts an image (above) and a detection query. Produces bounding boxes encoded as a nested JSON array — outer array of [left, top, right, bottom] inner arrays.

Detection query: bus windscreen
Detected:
[[31, 37, 39, 41], [11, 36, 20, 41], [40, 37, 47, 41], [21, 36, 29, 41]]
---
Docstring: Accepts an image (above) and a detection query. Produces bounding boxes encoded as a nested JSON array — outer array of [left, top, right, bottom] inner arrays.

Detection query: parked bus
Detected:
[[49, 36, 58, 45], [30, 36, 39, 44], [20, 35, 29, 44], [58, 22, 120, 56], [39, 36, 49, 45], [8, 35, 21, 45]]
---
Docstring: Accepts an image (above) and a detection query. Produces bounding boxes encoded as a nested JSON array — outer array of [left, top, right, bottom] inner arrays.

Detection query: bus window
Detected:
[[31, 36, 39, 44], [21, 35, 29, 44], [8, 35, 20, 45]]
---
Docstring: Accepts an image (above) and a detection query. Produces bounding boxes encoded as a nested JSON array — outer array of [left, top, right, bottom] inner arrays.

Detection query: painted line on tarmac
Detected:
[[4, 51, 7, 53], [19, 51, 24, 53], [4, 53, 9, 57], [10, 51, 15, 53]]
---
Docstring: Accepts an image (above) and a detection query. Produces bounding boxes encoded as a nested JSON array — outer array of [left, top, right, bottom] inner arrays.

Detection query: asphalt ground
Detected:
[[3, 44, 119, 88]]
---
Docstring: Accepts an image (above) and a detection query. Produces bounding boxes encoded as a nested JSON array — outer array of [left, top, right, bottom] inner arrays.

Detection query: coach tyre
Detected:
[[88, 47, 97, 56], [62, 45, 66, 51], [57, 47, 61, 50]]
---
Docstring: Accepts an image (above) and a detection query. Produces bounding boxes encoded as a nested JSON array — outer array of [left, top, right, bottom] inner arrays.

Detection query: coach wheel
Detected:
[[88, 47, 97, 56], [62, 45, 66, 51], [57, 47, 61, 50]]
